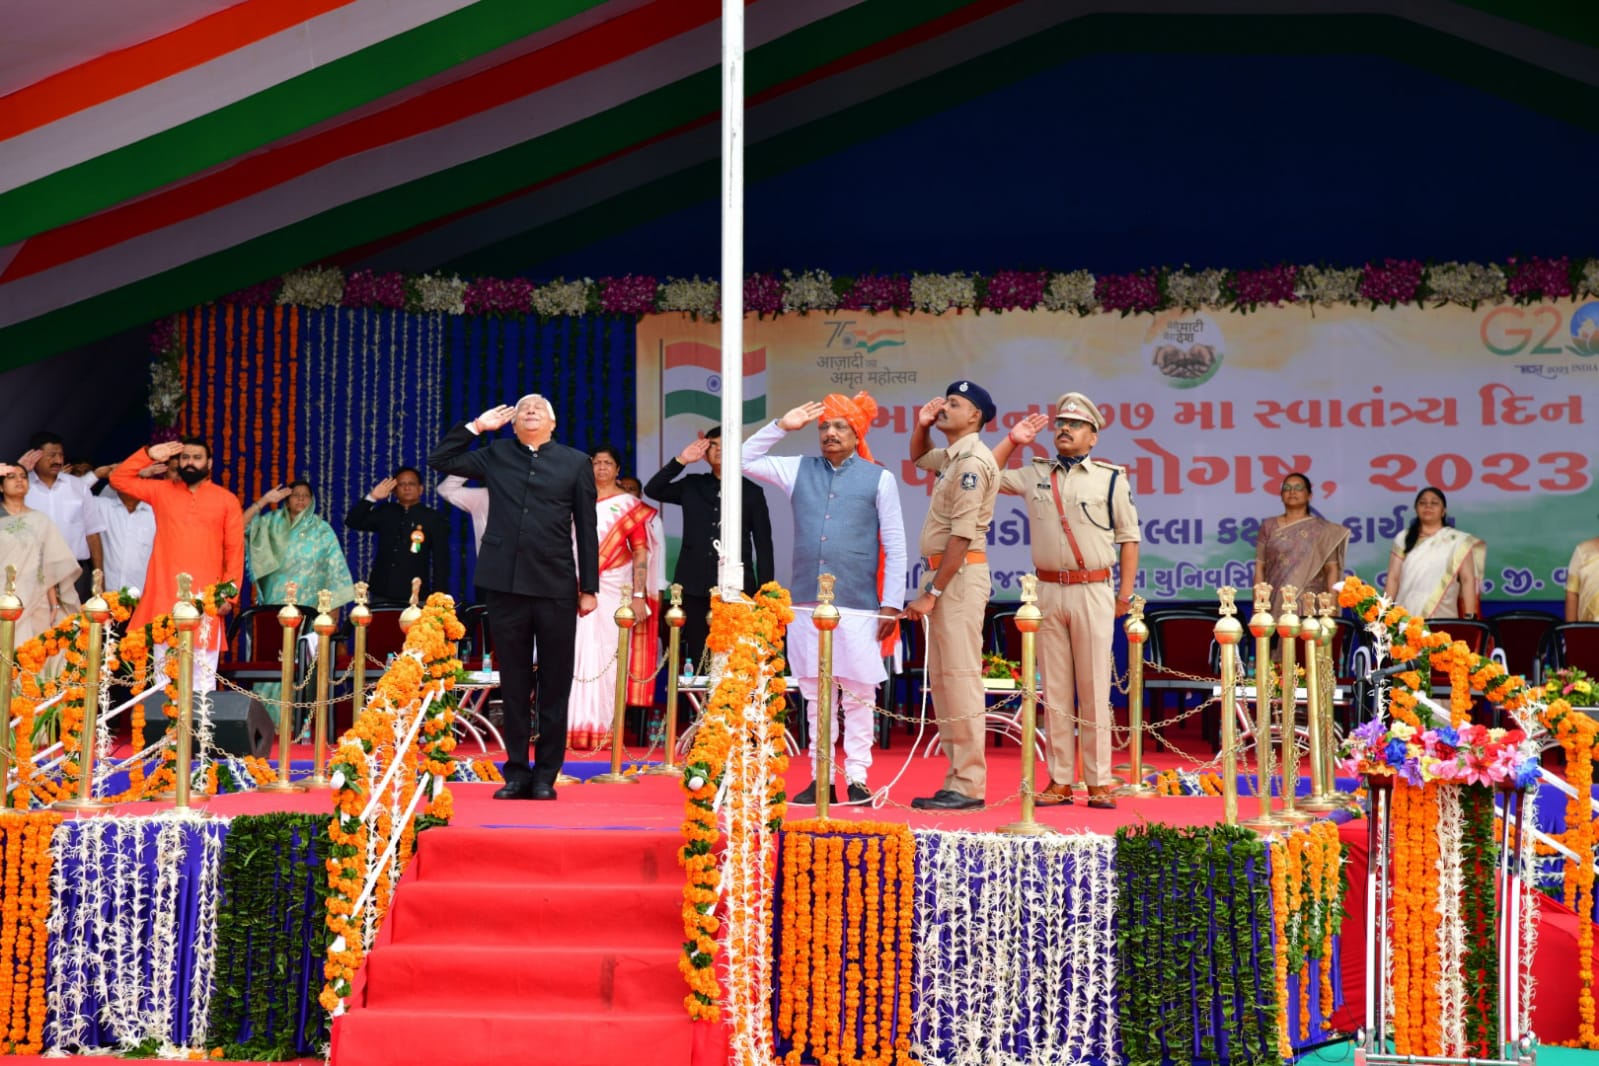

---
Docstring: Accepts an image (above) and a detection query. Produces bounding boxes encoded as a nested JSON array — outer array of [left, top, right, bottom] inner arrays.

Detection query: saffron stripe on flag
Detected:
[[663, 340, 766, 375]]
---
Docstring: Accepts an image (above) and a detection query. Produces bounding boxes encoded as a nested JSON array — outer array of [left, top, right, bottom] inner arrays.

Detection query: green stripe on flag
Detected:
[[665, 391, 766, 424]]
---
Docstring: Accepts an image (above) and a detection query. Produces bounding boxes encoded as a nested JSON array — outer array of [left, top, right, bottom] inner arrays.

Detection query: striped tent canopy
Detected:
[[3, 0, 1598, 372]]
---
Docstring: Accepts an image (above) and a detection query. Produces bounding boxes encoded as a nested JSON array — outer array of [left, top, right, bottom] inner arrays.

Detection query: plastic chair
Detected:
[[1544, 622, 1599, 675], [218, 604, 304, 684], [1143, 608, 1223, 745], [1488, 610, 1560, 684]]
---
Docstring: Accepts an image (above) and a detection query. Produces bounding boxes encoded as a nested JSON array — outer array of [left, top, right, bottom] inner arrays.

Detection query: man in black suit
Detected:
[[429, 395, 598, 800], [643, 426, 774, 671], [343, 467, 451, 604]]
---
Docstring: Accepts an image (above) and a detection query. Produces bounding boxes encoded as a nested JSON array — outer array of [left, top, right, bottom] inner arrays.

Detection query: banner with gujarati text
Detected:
[[637, 302, 1597, 602]]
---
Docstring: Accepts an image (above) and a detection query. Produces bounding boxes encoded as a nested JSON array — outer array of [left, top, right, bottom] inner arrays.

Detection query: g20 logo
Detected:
[[1481, 302, 1599, 357]]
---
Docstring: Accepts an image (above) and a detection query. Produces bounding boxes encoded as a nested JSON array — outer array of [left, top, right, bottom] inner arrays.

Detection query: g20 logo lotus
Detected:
[[1480, 302, 1599, 357]]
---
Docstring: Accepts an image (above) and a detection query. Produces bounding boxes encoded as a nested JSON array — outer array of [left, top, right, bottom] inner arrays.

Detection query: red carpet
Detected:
[[329, 826, 699, 1066]]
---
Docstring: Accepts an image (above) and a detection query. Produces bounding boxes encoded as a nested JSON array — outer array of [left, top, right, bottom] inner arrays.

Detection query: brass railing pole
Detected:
[[1214, 587, 1244, 826], [260, 582, 305, 793], [55, 571, 112, 812], [304, 590, 336, 789], [1000, 575, 1050, 835], [1316, 592, 1351, 807], [1241, 582, 1279, 832], [171, 574, 204, 812], [350, 581, 372, 731], [644, 584, 686, 776], [1113, 595, 1158, 798], [1275, 587, 1312, 823], [591, 585, 640, 785], [0, 566, 21, 812], [811, 575, 841, 819], [1299, 591, 1340, 814]]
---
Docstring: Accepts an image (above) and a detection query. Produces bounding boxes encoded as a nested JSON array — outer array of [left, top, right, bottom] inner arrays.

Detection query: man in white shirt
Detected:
[[742, 393, 907, 805], [437, 475, 489, 552], [21, 431, 105, 601], [92, 485, 158, 594]]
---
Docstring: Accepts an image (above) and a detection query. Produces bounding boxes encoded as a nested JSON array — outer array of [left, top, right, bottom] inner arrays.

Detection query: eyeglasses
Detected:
[[1054, 418, 1093, 432], [1280, 484, 1310, 495]]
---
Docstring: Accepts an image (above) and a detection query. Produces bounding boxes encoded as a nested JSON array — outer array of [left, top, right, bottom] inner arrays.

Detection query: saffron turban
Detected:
[[820, 390, 878, 464]]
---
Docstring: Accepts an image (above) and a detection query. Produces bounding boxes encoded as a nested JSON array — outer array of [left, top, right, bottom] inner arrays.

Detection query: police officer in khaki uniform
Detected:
[[992, 392, 1140, 809], [904, 381, 1000, 810]]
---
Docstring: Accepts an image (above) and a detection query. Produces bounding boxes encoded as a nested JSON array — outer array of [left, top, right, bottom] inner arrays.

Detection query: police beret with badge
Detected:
[[946, 380, 996, 425]]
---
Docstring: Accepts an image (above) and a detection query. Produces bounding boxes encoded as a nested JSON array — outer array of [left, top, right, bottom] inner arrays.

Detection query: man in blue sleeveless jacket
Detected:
[[743, 393, 907, 805]]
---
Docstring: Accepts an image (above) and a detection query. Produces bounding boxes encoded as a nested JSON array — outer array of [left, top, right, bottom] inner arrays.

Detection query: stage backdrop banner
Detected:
[[637, 302, 1598, 602]]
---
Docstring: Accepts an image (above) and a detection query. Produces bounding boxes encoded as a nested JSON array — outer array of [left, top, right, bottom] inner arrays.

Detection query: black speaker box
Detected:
[[208, 691, 275, 759]]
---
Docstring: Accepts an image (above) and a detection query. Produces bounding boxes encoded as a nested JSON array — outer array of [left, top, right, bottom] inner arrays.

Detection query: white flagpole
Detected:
[[717, 0, 746, 598]]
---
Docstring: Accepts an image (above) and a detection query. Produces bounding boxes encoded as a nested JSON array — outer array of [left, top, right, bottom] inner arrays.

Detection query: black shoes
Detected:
[[846, 781, 872, 805], [492, 778, 534, 800], [910, 789, 983, 811], [529, 781, 558, 801], [792, 780, 837, 806]]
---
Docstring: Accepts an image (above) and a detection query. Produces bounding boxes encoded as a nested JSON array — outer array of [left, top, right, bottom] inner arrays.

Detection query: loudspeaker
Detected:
[[208, 691, 275, 759]]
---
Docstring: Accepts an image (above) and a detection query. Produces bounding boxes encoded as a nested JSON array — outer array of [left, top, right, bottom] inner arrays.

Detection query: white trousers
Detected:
[[797, 674, 877, 784], [152, 645, 220, 696]]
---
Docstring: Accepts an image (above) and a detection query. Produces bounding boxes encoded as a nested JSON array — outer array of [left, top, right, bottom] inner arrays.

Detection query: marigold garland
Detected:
[[676, 583, 793, 1030], [0, 812, 59, 1055], [776, 820, 919, 1066], [320, 593, 463, 1016]]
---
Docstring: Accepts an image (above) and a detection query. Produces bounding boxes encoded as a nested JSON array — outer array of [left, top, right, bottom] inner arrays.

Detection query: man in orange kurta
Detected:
[[111, 438, 244, 689]]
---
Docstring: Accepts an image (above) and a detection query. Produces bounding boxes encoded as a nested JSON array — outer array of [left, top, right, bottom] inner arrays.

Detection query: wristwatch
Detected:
[[925, 584, 943, 599]]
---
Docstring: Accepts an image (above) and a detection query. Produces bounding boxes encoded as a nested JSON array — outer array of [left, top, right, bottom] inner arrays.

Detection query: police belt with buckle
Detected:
[[924, 550, 987, 570], [1035, 567, 1112, 585]]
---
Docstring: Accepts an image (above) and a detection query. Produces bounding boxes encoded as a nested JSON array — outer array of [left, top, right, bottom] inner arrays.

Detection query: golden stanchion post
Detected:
[[1275, 586, 1312, 823], [1241, 582, 1279, 831], [170, 573, 205, 812], [54, 570, 113, 812], [1113, 594, 1158, 798], [304, 590, 336, 789], [1000, 575, 1052, 835], [349, 581, 372, 726], [1316, 592, 1351, 806], [260, 582, 306, 793], [1214, 586, 1243, 826], [591, 584, 640, 784], [1299, 591, 1341, 814], [811, 574, 841, 819], [643, 584, 686, 777], [0, 566, 22, 813], [398, 577, 423, 634]]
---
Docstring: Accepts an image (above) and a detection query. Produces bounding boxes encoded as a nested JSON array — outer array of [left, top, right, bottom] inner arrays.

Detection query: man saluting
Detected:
[[429, 395, 598, 801]]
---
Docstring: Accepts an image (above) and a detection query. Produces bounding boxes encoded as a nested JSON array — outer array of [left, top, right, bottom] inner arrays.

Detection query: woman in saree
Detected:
[[1567, 533, 1599, 622], [567, 447, 663, 751], [1383, 487, 1484, 619], [0, 462, 81, 641], [1254, 472, 1349, 613], [243, 480, 356, 713]]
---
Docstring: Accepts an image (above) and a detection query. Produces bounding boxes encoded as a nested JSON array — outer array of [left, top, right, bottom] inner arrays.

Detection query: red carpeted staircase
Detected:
[[330, 826, 697, 1066]]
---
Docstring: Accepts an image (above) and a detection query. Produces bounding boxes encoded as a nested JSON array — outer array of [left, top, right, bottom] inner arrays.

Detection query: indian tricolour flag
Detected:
[[662, 340, 767, 426]]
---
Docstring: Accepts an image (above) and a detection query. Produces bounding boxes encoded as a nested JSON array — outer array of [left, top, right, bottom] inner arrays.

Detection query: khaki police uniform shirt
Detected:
[[914, 433, 999, 558], [998, 456, 1140, 571]]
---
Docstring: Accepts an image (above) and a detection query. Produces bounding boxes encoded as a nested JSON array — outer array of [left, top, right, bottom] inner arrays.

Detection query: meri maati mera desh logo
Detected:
[[1143, 312, 1225, 388]]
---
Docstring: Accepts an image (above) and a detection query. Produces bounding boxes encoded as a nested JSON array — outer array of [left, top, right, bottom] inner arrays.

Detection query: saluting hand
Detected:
[[137, 463, 168, 479], [778, 401, 825, 432], [17, 449, 43, 472], [369, 477, 397, 501], [915, 397, 945, 429], [473, 405, 515, 432], [1007, 413, 1049, 446], [260, 485, 293, 507], [677, 437, 712, 465], [147, 441, 184, 463]]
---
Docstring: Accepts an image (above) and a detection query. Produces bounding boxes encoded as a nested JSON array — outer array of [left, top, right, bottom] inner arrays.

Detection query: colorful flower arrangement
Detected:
[[321, 593, 464, 1017], [0, 812, 60, 1055], [677, 582, 792, 1039], [1336, 575, 1598, 1050], [196, 256, 1596, 326], [980, 652, 1021, 683], [1546, 666, 1595, 705], [1269, 823, 1344, 1052], [775, 821, 918, 1066]]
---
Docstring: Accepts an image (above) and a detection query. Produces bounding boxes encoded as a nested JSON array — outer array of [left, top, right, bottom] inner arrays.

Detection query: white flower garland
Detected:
[[530, 278, 590, 318], [781, 269, 837, 312], [1042, 270, 1097, 313], [1580, 259, 1599, 298], [45, 815, 229, 1054], [658, 276, 720, 317], [277, 267, 345, 309], [1426, 261, 1507, 307], [1434, 784, 1467, 1053], [413, 273, 466, 314], [910, 272, 976, 314], [913, 830, 1117, 1066], [1297, 265, 1363, 306], [1516, 780, 1541, 1037], [1165, 268, 1226, 310]]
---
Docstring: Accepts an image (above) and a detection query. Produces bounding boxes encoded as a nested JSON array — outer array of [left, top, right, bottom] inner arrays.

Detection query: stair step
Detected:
[[362, 943, 685, 1012], [385, 880, 683, 946], [412, 826, 682, 884], [332, 1007, 695, 1066]]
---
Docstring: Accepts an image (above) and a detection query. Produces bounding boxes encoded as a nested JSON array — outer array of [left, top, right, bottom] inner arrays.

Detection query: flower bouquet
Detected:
[[1543, 665, 1595, 707], [982, 651, 1021, 689], [1339, 716, 1541, 789]]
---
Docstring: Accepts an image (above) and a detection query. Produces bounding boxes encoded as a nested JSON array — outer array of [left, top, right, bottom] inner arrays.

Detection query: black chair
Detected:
[[1543, 622, 1599, 675], [218, 604, 305, 684], [1141, 608, 1226, 748], [986, 609, 1023, 664], [1489, 610, 1560, 684], [458, 603, 492, 670]]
